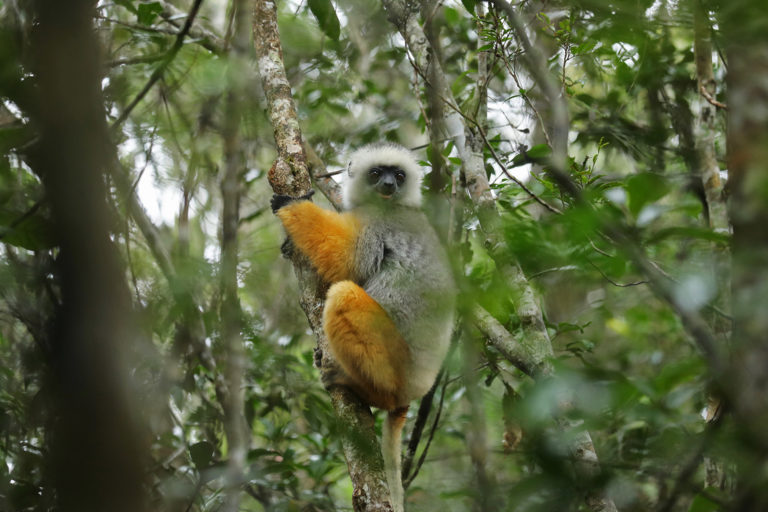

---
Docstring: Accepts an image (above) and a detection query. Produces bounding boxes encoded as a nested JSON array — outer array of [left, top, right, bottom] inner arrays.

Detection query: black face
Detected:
[[366, 165, 406, 198]]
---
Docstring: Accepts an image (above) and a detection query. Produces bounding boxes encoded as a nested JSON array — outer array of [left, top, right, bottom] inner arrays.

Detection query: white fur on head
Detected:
[[343, 142, 423, 210]]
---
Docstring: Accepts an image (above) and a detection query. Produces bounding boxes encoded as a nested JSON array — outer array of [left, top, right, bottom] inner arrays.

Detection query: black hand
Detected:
[[270, 189, 315, 213], [280, 237, 295, 258]]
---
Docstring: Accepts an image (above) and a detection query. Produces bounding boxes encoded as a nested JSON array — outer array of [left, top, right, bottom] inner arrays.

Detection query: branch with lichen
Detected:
[[252, 1, 392, 510]]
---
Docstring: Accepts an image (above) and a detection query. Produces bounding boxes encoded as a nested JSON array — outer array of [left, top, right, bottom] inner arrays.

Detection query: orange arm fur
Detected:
[[276, 201, 360, 283]]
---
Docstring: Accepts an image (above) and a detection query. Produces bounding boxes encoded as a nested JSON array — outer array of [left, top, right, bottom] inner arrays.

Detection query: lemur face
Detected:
[[366, 165, 407, 199], [344, 143, 423, 210]]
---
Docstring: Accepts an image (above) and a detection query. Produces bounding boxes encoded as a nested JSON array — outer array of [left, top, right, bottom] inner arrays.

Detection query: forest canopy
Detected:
[[1, 0, 768, 511]]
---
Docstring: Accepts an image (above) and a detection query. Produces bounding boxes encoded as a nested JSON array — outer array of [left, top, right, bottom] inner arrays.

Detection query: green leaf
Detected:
[[189, 441, 215, 469], [0, 125, 32, 154], [444, 6, 460, 25], [137, 2, 162, 26], [526, 143, 552, 159], [307, 0, 340, 41], [0, 205, 55, 251], [511, 144, 552, 166], [0, 158, 11, 205], [626, 172, 669, 216], [462, 0, 478, 13], [687, 492, 720, 512], [646, 226, 730, 246], [573, 40, 598, 55]]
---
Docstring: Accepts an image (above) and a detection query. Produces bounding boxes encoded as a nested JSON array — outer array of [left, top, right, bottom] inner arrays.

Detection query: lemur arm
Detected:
[[276, 201, 361, 283]]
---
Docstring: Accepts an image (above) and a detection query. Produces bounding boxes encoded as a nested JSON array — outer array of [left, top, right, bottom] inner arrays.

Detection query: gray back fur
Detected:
[[352, 204, 456, 401]]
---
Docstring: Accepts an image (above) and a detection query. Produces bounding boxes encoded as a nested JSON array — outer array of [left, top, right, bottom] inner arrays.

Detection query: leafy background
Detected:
[[0, 0, 753, 511]]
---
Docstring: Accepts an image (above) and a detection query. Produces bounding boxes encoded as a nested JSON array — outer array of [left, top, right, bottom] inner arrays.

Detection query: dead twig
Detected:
[[699, 84, 728, 110]]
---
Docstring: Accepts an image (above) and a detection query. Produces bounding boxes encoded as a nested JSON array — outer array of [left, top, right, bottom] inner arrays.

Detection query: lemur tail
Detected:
[[382, 407, 409, 512]]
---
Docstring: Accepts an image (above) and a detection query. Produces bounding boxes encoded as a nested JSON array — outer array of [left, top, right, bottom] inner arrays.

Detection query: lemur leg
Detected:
[[323, 280, 409, 411], [276, 201, 360, 282]]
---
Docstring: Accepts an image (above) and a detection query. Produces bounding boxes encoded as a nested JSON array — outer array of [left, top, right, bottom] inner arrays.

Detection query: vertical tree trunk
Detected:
[[723, 2, 768, 509], [220, 1, 251, 510], [693, 6, 728, 232], [693, 3, 731, 491], [252, 2, 393, 510], [29, 1, 148, 511]]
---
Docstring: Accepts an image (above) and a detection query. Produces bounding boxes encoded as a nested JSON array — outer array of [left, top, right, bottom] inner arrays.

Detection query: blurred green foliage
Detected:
[[0, 0, 744, 511]]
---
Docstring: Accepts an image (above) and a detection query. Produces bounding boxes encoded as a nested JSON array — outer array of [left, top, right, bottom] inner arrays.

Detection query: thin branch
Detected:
[[616, 229, 725, 374], [426, 83, 562, 215], [501, 42, 554, 148], [404, 371, 448, 489], [402, 368, 444, 480], [311, 169, 344, 179], [464, 109, 563, 215], [159, 1, 226, 54], [488, 0, 568, 170], [472, 305, 537, 376], [109, 153, 231, 413], [107, 54, 166, 67], [304, 142, 343, 210], [587, 259, 649, 287], [528, 265, 579, 279], [0, 199, 43, 241], [656, 419, 723, 512], [589, 239, 613, 257], [96, 15, 184, 36], [699, 84, 728, 110], [110, 0, 205, 131]]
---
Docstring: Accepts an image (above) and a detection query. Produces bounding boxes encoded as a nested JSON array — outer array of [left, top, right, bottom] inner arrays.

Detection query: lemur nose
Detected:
[[379, 174, 396, 194]]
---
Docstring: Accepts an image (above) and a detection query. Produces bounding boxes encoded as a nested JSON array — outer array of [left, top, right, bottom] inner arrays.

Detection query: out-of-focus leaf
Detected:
[[114, 0, 138, 13], [687, 492, 720, 512], [626, 172, 669, 216], [512, 144, 552, 166], [189, 441, 215, 469], [137, 2, 162, 25], [0, 206, 55, 250], [444, 6, 460, 25], [0, 125, 32, 153], [646, 226, 730, 245], [307, 0, 340, 41]]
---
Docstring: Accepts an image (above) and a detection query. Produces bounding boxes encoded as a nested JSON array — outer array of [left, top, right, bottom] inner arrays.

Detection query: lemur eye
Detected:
[[395, 170, 406, 185], [367, 167, 382, 185]]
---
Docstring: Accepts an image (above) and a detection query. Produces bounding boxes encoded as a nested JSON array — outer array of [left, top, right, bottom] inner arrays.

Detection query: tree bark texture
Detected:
[[253, 0, 311, 197], [693, 5, 731, 491], [693, 6, 728, 232], [252, 1, 393, 510]]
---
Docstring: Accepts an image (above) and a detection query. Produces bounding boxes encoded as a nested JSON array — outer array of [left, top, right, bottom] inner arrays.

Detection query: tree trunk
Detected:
[[252, 1, 393, 510], [220, 1, 251, 509], [29, 1, 148, 511], [723, 2, 768, 508]]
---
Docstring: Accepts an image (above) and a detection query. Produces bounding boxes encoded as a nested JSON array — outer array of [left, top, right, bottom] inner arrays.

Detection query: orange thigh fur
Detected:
[[323, 281, 409, 411]]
